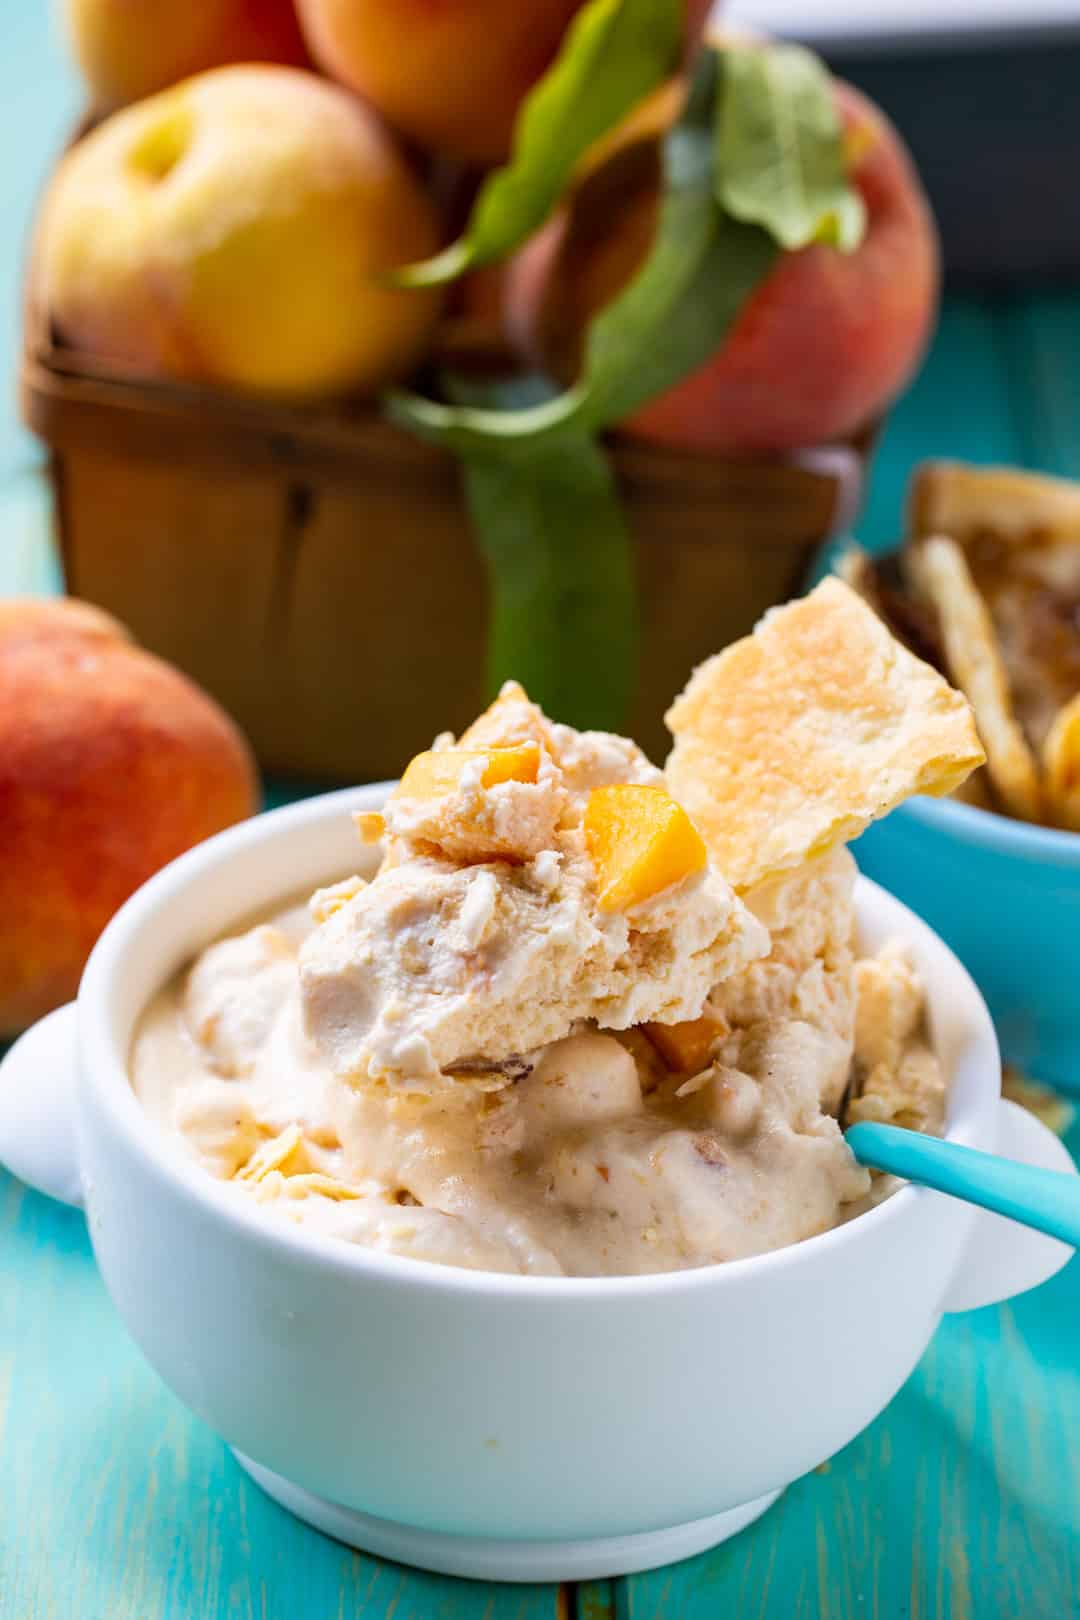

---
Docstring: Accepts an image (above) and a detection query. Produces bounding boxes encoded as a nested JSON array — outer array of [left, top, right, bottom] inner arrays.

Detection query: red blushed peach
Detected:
[[295, 0, 712, 164], [63, 0, 310, 109], [0, 599, 258, 1036], [508, 78, 940, 454]]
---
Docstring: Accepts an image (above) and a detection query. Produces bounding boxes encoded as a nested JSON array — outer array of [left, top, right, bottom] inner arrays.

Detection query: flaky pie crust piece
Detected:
[[910, 460, 1080, 548], [905, 536, 1043, 822], [665, 578, 985, 892], [1043, 693, 1080, 832]]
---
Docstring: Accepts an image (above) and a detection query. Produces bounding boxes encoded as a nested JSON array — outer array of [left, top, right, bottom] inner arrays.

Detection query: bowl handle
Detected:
[[0, 1003, 83, 1208], [943, 1099, 1076, 1313]]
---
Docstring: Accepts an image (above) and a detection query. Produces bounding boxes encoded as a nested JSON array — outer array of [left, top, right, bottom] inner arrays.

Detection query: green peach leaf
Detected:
[[575, 52, 778, 429], [714, 41, 866, 254], [387, 49, 779, 452], [395, 0, 683, 289], [463, 431, 638, 730]]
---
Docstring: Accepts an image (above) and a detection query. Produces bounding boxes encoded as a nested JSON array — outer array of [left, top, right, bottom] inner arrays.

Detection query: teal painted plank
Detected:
[[0, 1169, 561, 1620], [999, 292, 1080, 480], [0, 466, 62, 597], [857, 295, 1027, 556], [0, 8, 77, 482]]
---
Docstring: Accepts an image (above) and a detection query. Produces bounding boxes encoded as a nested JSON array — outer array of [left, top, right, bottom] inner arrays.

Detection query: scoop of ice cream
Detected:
[[547, 720, 663, 805], [707, 850, 858, 1114], [633, 850, 858, 1109], [184, 925, 296, 1077], [522, 1019, 870, 1267], [300, 837, 767, 1090], [130, 587, 969, 1276], [847, 941, 946, 1134], [378, 682, 662, 866], [134, 899, 942, 1275], [382, 738, 567, 863], [172, 1079, 259, 1178], [458, 683, 661, 802], [299, 689, 767, 1092]]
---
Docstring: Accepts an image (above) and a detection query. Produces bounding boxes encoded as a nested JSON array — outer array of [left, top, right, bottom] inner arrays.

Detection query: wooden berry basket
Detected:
[[21, 272, 874, 782]]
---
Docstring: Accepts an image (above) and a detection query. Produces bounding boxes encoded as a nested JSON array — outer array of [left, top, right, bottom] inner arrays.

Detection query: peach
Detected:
[[395, 744, 542, 799], [642, 1014, 725, 1075], [38, 66, 444, 400], [0, 599, 258, 1037], [508, 76, 940, 454], [62, 0, 310, 109], [294, 0, 712, 164], [584, 783, 707, 912]]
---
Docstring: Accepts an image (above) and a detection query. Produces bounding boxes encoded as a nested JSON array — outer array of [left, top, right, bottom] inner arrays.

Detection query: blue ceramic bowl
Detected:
[[856, 800, 1080, 1094]]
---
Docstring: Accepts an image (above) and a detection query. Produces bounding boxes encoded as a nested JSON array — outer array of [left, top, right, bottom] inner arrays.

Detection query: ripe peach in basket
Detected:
[[0, 600, 257, 1037], [507, 75, 940, 454], [63, 0, 310, 109], [37, 66, 444, 400], [294, 0, 712, 164]]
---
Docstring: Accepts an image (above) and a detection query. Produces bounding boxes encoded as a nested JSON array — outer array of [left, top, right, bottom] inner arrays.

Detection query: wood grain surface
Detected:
[[1, 12, 1079, 1616], [2, 1153, 1078, 1619]]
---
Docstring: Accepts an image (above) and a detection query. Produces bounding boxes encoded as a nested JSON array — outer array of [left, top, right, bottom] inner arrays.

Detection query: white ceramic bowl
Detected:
[[0, 786, 1074, 1584]]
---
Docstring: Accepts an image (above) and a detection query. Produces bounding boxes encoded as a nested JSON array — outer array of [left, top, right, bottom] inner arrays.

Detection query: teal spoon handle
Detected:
[[846, 1122, 1080, 1248]]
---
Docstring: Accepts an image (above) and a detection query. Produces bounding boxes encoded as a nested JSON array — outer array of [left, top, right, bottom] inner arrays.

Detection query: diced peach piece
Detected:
[[480, 743, 542, 787], [353, 811, 386, 844], [642, 1014, 726, 1075], [584, 783, 707, 912], [395, 749, 473, 800], [395, 744, 540, 801]]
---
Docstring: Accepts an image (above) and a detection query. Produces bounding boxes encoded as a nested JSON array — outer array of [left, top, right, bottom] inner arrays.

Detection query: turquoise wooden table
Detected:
[[2, 14, 1079, 1618]]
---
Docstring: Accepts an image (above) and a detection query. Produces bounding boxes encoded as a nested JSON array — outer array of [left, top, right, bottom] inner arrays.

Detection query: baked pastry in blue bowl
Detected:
[[835, 460, 1080, 1093]]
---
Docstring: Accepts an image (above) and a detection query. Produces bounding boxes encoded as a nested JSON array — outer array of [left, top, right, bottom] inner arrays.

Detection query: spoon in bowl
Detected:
[[845, 1122, 1080, 1247]]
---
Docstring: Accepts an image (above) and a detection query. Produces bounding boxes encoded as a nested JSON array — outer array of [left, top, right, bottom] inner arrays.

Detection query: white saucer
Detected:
[[233, 1452, 781, 1582]]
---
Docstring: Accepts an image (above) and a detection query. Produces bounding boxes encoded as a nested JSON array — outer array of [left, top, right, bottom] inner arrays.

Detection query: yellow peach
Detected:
[[38, 66, 443, 400]]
